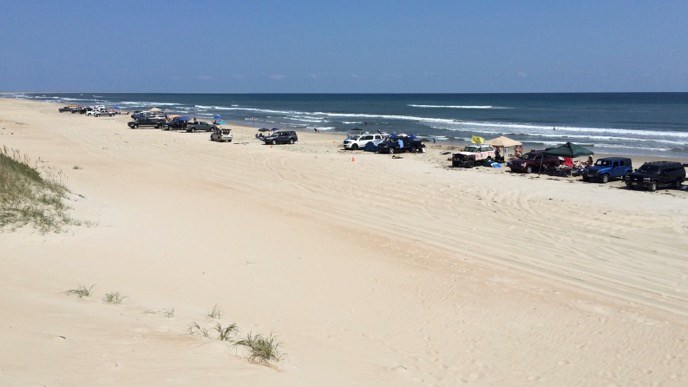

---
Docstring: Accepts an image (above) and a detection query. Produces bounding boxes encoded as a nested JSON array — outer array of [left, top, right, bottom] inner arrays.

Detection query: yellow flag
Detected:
[[471, 135, 484, 144]]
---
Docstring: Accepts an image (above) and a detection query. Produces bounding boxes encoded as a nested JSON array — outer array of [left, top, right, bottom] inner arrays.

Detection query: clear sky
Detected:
[[1, 0, 686, 93]]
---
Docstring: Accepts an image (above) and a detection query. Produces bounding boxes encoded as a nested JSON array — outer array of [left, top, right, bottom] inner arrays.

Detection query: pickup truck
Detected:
[[128, 117, 165, 129]]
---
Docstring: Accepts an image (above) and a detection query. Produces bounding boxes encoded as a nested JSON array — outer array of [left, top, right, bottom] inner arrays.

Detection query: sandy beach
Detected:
[[1, 98, 687, 385]]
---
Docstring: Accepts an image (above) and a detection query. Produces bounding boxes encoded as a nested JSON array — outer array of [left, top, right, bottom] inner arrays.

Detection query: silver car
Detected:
[[210, 128, 233, 142]]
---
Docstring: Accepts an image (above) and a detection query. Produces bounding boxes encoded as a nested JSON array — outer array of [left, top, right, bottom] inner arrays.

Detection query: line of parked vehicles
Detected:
[[342, 131, 426, 154], [444, 143, 686, 192], [58, 104, 123, 117], [125, 110, 233, 142]]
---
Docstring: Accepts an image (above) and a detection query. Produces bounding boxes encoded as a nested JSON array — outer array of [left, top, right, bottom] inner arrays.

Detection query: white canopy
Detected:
[[487, 136, 522, 147]]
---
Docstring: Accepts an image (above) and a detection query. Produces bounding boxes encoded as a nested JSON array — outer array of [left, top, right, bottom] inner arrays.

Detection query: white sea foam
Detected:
[[120, 101, 181, 106], [408, 104, 507, 109]]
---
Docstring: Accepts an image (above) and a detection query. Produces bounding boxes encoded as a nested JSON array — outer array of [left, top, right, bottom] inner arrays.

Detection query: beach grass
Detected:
[[65, 284, 95, 298], [103, 291, 126, 304], [0, 146, 77, 232], [213, 322, 239, 341], [207, 304, 222, 319], [188, 322, 210, 338], [235, 333, 282, 365]]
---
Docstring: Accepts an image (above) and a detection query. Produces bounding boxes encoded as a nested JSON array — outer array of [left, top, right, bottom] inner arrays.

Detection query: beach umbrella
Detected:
[[543, 142, 594, 158], [539, 142, 594, 174], [213, 114, 222, 120], [177, 115, 190, 121], [487, 135, 522, 148], [149, 107, 162, 112]]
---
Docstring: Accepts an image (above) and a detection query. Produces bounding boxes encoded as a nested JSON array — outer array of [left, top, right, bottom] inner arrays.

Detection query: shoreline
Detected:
[[1, 97, 687, 385], [7, 92, 688, 160]]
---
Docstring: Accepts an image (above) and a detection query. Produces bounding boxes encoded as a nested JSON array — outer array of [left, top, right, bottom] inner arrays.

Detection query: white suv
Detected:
[[343, 133, 384, 150]]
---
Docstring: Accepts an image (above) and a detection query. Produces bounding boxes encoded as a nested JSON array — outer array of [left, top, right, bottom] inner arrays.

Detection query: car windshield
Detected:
[[595, 160, 611, 167], [638, 164, 660, 174], [347, 135, 361, 141], [521, 152, 540, 160], [463, 146, 479, 152]]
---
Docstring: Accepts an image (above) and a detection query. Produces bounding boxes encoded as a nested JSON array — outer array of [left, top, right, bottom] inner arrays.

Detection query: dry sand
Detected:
[[1, 98, 687, 386]]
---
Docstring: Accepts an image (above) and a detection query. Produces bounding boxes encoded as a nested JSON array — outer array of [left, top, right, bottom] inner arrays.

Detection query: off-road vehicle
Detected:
[[582, 157, 632, 183], [451, 144, 496, 167], [624, 161, 685, 191]]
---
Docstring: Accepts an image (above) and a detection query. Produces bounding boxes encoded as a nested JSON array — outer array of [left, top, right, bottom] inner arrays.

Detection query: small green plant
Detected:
[[235, 333, 282, 365], [65, 284, 95, 298], [188, 322, 209, 338], [213, 322, 239, 341], [162, 308, 175, 318], [207, 304, 222, 319], [103, 291, 126, 304]]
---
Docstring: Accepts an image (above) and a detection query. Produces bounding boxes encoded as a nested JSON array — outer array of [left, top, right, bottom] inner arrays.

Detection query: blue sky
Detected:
[[1, 0, 686, 93]]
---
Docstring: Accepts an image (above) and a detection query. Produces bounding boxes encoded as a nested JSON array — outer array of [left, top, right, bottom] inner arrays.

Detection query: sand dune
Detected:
[[1, 98, 687, 385]]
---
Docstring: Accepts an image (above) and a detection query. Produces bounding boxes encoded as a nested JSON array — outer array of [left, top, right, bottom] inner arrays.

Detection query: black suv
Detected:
[[261, 130, 298, 144], [128, 117, 165, 129], [625, 161, 685, 191], [377, 135, 425, 154]]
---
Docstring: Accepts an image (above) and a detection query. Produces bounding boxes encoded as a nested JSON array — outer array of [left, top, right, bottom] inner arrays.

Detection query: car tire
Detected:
[[673, 179, 682, 189], [649, 181, 657, 191], [601, 174, 609, 183], [289, 139, 294, 144], [623, 171, 630, 181], [526, 166, 533, 174], [271, 140, 276, 145], [582, 176, 589, 182], [134, 124, 139, 129], [351, 144, 359, 150], [466, 160, 475, 168]]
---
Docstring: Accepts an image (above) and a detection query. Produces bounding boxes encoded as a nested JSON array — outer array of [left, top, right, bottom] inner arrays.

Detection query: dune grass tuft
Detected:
[[235, 333, 282, 365], [207, 304, 222, 319], [65, 284, 95, 298], [103, 291, 126, 304], [213, 322, 239, 341], [162, 308, 175, 318], [188, 322, 210, 338], [0, 146, 79, 233]]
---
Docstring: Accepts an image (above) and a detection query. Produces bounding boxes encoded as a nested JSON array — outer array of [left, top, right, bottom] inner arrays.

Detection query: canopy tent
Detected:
[[543, 142, 594, 157], [487, 135, 522, 148], [538, 142, 594, 174], [149, 107, 162, 112]]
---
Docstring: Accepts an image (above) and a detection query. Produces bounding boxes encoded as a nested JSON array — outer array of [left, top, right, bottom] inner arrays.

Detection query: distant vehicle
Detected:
[[86, 108, 115, 117], [261, 130, 298, 145], [185, 121, 216, 133], [376, 134, 425, 154], [128, 117, 165, 129], [451, 144, 496, 167], [624, 161, 685, 191], [210, 128, 233, 142], [582, 157, 633, 183], [343, 133, 384, 150], [58, 105, 80, 113], [509, 150, 561, 173]]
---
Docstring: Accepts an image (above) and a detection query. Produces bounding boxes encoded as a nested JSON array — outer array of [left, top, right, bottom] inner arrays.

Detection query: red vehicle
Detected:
[[509, 150, 561, 173]]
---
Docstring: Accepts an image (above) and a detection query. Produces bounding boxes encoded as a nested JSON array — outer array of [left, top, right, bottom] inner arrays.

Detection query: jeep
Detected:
[[624, 161, 685, 191], [582, 157, 633, 183], [451, 144, 496, 168]]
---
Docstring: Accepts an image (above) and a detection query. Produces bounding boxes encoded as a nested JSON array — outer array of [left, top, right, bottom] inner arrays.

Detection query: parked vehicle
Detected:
[[164, 119, 188, 131], [185, 121, 216, 133], [624, 161, 685, 191], [451, 144, 496, 167], [128, 117, 165, 129], [377, 134, 425, 154], [582, 157, 632, 183], [58, 105, 81, 113], [210, 128, 233, 142], [86, 108, 115, 117], [343, 133, 384, 150], [509, 150, 561, 173], [261, 130, 298, 145]]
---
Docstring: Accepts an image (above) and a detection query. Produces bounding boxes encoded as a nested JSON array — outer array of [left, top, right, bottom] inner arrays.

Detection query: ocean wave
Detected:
[[408, 104, 507, 109], [120, 101, 182, 106]]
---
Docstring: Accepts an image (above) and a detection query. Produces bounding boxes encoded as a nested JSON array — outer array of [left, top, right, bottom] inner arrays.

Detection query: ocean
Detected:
[[5, 92, 688, 158]]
